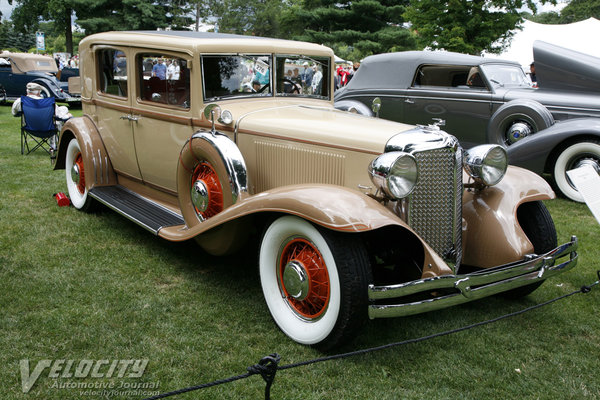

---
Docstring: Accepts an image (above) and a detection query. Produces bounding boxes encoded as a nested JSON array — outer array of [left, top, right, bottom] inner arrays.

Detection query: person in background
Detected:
[[311, 65, 323, 95], [12, 82, 73, 152], [530, 62, 537, 88], [152, 58, 167, 80], [300, 62, 314, 93]]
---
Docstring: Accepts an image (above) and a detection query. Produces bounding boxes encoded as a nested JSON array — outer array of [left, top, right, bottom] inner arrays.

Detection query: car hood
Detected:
[[534, 40, 600, 93], [232, 101, 416, 154]]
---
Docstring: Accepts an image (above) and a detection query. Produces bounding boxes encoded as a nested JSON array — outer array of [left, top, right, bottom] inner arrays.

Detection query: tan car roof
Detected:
[[79, 31, 334, 57], [1, 52, 58, 73]]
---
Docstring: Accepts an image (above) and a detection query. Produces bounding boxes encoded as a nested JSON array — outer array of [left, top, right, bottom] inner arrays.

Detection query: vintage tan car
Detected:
[[54, 31, 578, 350]]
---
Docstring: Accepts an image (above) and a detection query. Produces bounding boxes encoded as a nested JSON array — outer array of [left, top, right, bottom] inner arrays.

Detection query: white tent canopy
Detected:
[[484, 18, 600, 66]]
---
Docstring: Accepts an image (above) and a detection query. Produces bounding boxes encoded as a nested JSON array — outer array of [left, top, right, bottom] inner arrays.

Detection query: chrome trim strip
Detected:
[[98, 149, 103, 184], [368, 237, 578, 319]]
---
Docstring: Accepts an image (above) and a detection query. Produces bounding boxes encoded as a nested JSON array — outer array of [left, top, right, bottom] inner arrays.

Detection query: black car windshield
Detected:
[[202, 54, 330, 101], [481, 64, 531, 88]]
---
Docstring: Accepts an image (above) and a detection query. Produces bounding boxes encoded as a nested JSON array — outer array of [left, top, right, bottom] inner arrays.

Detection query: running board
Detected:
[[89, 185, 185, 235]]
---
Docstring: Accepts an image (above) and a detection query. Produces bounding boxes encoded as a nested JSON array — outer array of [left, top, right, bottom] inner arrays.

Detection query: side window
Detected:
[[97, 49, 128, 97], [413, 65, 483, 89], [137, 53, 191, 108]]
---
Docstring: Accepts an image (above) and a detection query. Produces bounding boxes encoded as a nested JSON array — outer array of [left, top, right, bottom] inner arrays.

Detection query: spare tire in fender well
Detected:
[[487, 99, 554, 146]]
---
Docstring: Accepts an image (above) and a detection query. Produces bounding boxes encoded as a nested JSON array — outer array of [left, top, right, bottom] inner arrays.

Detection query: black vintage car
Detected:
[[0, 52, 80, 103], [335, 41, 600, 202]]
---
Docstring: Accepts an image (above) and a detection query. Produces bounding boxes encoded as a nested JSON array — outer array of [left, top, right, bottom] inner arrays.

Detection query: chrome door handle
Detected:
[[120, 114, 140, 121], [404, 98, 415, 104]]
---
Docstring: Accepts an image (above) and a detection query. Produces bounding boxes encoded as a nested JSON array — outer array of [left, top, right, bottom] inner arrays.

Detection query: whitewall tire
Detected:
[[553, 140, 600, 202], [65, 138, 94, 211], [259, 215, 371, 350]]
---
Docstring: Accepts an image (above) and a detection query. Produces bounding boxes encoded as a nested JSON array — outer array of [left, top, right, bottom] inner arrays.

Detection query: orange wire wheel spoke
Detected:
[[279, 238, 331, 319], [74, 153, 86, 194], [190, 162, 224, 220]]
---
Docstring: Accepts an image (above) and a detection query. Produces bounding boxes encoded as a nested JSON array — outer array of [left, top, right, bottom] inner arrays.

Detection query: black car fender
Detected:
[[31, 76, 66, 100], [507, 117, 600, 174]]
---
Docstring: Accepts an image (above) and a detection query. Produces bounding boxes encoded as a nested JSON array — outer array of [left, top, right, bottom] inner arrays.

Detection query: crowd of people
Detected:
[[335, 62, 359, 90], [53, 53, 79, 69]]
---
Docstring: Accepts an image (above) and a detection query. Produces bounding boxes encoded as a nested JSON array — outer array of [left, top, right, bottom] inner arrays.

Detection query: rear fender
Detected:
[[54, 116, 116, 189], [507, 117, 600, 174], [462, 165, 554, 268]]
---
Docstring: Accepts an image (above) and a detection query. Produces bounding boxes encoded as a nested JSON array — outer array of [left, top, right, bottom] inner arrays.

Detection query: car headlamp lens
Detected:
[[369, 152, 418, 199], [464, 144, 507, 186]]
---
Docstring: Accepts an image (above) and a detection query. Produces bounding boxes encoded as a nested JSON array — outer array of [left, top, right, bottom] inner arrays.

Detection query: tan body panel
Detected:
[[55, 116, 117, 188], [462, 165, 555, 268], [161, 183, 455, 277]]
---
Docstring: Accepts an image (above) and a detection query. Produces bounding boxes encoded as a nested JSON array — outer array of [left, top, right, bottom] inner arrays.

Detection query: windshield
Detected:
[[481, 64, 531, 88], [202, 54, 330, 101]]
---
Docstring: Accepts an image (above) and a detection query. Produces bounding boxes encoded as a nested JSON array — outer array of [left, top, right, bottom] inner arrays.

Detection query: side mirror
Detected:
[[371, 97, 381, 118], [203, 104, 222, 134]]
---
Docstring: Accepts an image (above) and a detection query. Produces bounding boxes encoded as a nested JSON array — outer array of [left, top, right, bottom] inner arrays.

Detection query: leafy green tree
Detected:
[[404, 0, 556, 55], [209, 0, 284, 37], [526, 11, 562, 24], [9, 0, 76, 54], [0, 22, 35, 52], [71, 0, 171, 34], [281, 0, 416, 61], [559, 0, 600, 23]]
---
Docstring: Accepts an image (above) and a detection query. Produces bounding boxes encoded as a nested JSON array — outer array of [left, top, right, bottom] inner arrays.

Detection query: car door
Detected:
[[131, 50, 194, 193], [401, 64, 493, 148], [91, 46, 142, 181]]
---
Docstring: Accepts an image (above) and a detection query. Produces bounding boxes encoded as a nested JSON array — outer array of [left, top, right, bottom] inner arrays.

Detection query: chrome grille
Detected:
[[408, 146, 462, 269]]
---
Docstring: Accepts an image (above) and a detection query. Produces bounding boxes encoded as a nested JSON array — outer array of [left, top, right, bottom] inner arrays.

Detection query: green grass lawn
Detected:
[[1, 103, 599, 399]]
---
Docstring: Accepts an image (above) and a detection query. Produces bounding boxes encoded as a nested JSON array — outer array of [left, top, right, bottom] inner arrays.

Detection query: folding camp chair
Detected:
[[20, 96, 59, 157]]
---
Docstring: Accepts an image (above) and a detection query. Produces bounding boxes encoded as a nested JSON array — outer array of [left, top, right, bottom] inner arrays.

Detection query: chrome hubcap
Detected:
[[572, 158, 600, 174], [282, 261, 310, 300], [70, 163, 80, 185], [507, 122, 532, 145], [191, 180, 209, 213]]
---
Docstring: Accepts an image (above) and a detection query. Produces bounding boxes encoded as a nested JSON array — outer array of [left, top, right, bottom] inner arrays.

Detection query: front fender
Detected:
[[159, 183, 454, 276], [162, 184, 409, 241], [462, 165, 554, 268], [507, 117, 600, 174], [31, 77, 66, 99], [54, 116, 116, 189]]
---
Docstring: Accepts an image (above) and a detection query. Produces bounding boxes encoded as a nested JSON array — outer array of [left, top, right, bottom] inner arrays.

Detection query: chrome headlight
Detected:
[[464, 145, 507, 186], [368, 151, 418, 199]]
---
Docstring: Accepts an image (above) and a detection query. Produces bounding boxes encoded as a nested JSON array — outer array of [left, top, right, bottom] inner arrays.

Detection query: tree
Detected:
[[559, 0, 600, 23], [281, 0, 417, 61], [208, 0, 284, 37], [404, 0, 556, 55], [526, 11, 562, 24], [72, 0, 172, 34], [9, 0, 76, 54]]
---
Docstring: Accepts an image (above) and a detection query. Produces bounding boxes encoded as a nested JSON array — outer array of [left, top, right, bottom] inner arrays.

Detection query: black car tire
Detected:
[[502, 200, 557, 299], [487, 99, 554, 146]]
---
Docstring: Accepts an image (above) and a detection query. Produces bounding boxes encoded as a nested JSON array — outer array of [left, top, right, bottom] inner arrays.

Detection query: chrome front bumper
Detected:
[[368, 236, 578, 319]]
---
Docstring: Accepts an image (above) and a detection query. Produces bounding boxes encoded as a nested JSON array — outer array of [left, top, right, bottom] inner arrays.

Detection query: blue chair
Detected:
[[20, 96, 59, 156]]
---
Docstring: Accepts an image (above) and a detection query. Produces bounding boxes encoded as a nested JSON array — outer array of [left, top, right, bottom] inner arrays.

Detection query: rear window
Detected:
[[97, 48, 128, 98]]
